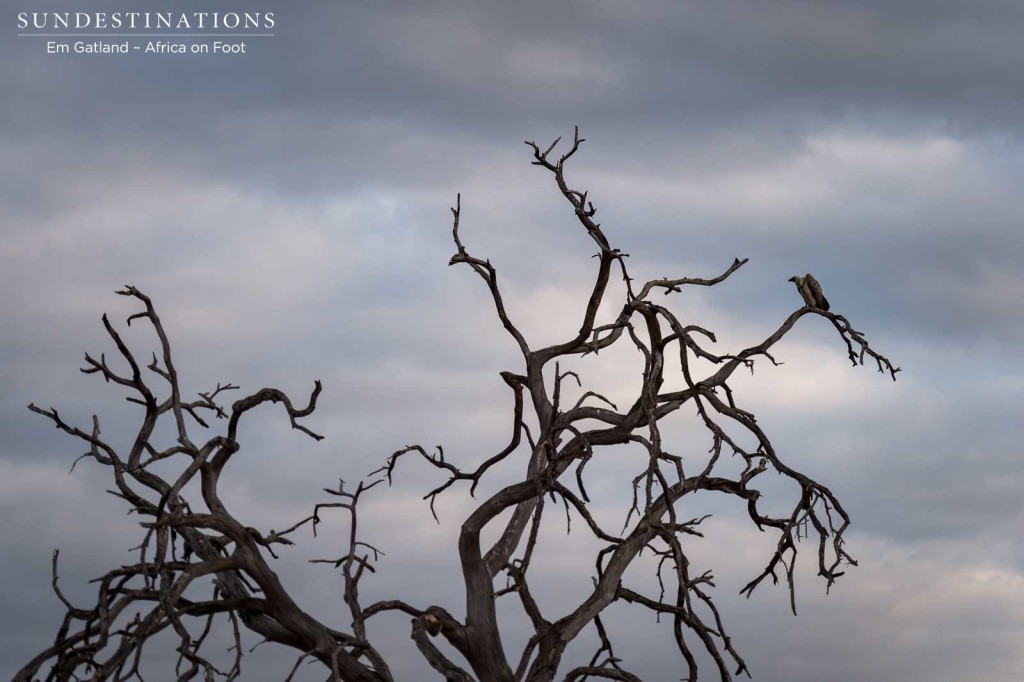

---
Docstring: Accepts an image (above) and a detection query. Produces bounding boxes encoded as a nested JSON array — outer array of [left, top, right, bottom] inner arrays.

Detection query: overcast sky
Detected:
[[3, 1, 1024, 680]]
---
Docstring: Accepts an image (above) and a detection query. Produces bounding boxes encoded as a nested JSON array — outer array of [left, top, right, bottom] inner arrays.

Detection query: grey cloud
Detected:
[[4, 0, 1024, 680]]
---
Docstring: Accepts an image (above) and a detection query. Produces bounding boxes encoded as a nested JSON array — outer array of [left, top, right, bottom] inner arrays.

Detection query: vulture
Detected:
[[423, 613, 443, 636], [788, 273, 830, 311]]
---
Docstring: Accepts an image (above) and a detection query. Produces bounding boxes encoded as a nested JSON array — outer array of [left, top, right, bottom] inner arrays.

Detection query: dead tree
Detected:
[[18, 129, 899, 682]]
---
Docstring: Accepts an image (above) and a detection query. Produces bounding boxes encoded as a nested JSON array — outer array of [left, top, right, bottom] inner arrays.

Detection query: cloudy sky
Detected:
[[3, 1, 1023, 680]]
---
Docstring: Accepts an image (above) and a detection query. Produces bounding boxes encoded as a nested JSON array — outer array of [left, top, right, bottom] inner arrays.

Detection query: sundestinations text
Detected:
[[18, 12, 274, 30]]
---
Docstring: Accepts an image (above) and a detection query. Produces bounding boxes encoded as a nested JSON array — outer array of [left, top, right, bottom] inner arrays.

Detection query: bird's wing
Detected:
[[804, 273, 830, 310]]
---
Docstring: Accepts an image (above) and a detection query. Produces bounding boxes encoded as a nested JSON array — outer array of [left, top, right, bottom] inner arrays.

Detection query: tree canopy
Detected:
[[17, 130, 898, 682]]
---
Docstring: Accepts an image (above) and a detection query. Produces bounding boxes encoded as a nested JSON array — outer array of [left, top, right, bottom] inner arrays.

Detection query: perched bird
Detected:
[[788, 273, 830, 311], [423, 613, 442, 636]]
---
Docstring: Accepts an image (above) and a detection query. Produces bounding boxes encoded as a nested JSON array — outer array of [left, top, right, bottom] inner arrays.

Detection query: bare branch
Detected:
[[22, 133, 898, 682]]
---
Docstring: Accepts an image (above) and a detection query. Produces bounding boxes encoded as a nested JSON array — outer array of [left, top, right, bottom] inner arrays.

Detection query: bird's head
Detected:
[[788, 275, 800, 284]]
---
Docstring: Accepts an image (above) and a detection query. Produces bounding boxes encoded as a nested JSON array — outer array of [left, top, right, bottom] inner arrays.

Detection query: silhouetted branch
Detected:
[[23, 131, 898, 682]]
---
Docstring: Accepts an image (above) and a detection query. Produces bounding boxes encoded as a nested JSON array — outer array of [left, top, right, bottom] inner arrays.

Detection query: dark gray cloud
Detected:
[[3, 0, 1024, 679]]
